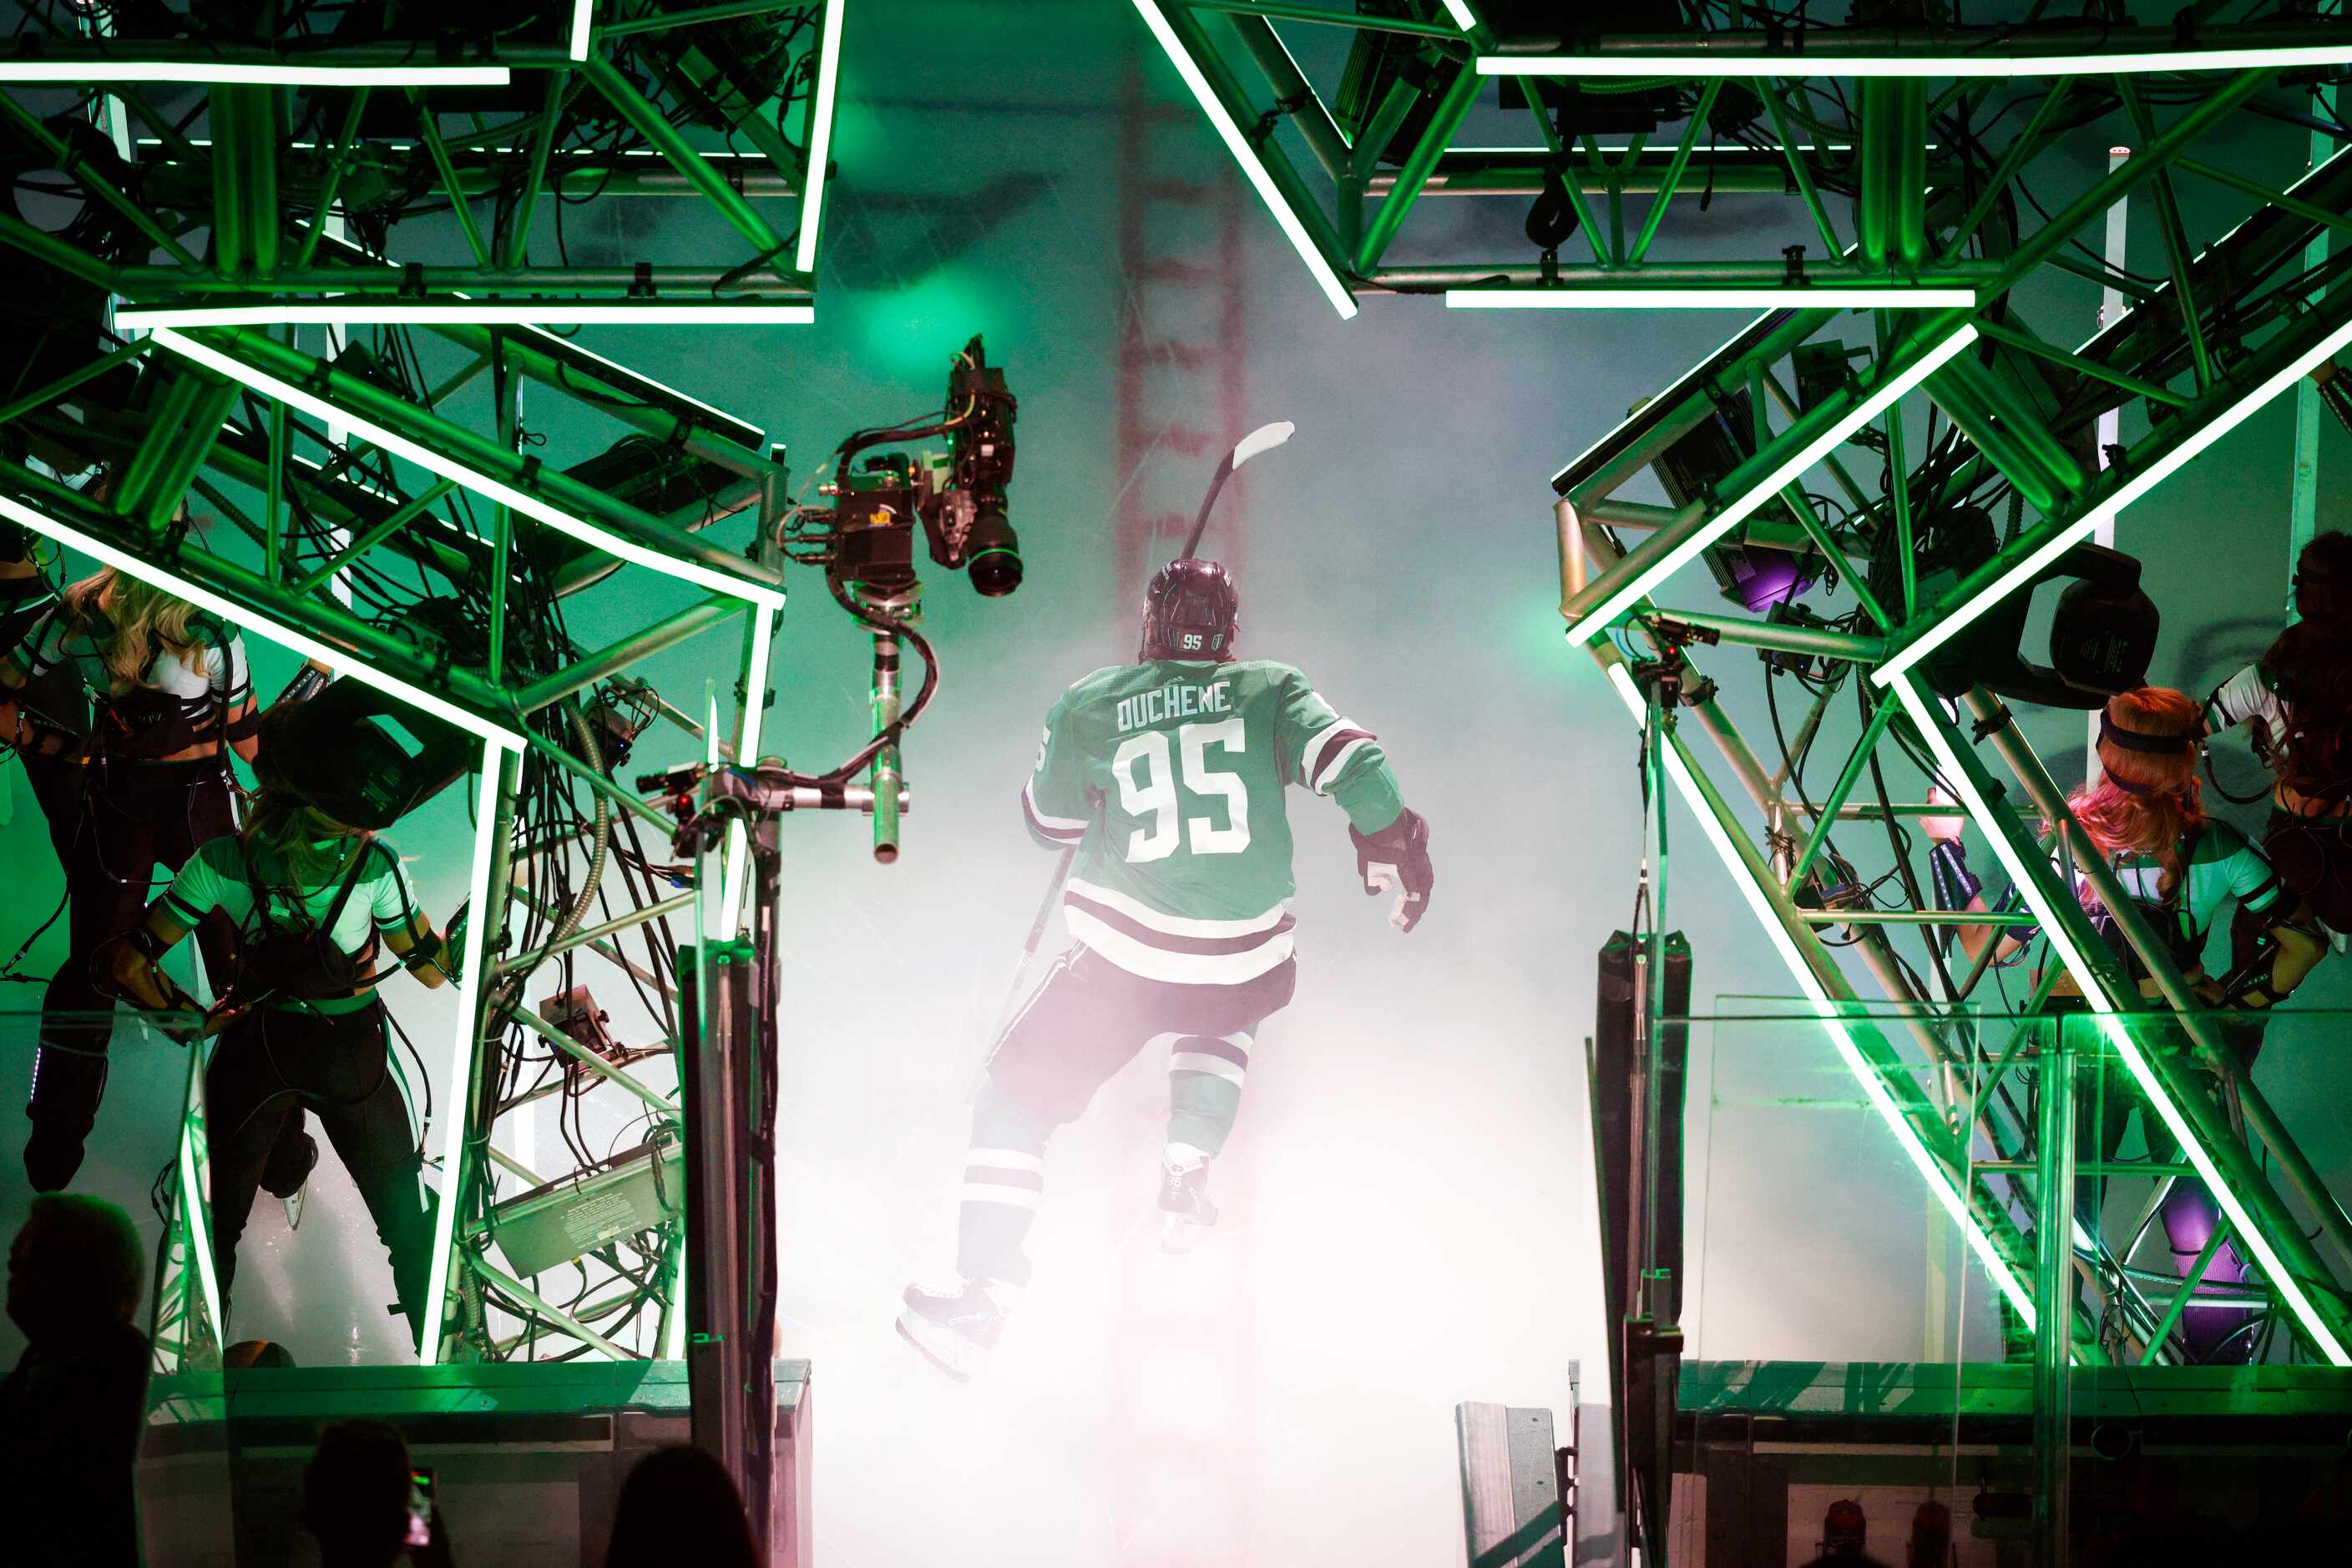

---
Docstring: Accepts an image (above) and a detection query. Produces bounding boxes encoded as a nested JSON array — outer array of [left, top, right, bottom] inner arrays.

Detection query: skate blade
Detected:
[[895, 1309, 982, 1383], [282, 1186, 306, 1232], [1161, 1209, 1211, 1253]]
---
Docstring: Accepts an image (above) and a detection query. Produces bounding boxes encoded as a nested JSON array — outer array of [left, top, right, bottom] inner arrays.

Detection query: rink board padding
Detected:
[[137, 1358, 812, 1568]]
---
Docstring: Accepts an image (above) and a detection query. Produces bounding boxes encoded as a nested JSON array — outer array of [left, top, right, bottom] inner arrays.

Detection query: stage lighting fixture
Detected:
[[1884, 671, 2352, 1366], [265, 674, 479, 829], [1646, 387, 1818, 616], [1563, 323, 1979, 645], [1875, 313, 2352, 688], [1894, 511, 2158, 707], [1130, 0, 1357, 319]]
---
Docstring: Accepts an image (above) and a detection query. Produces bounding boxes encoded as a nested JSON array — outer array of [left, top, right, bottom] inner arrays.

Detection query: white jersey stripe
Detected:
[[1065, 904, 1295, 985], [1170, 1050, 1247, 1085], [1313, 735, 1376, 795], [965, 1148, 1044, 1174], [1297, 716, 1361, 789], [1063, 876, 1289, 938], [1022, 779, 1087, 835]]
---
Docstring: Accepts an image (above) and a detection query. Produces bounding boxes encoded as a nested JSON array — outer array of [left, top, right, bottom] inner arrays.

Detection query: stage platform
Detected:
[[1669, 1360, 2352, 1564], [138, 1358, 812, 1568]]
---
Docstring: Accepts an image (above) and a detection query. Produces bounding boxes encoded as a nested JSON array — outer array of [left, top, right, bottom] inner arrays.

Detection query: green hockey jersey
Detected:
[[1021, 658, 1404, 984]]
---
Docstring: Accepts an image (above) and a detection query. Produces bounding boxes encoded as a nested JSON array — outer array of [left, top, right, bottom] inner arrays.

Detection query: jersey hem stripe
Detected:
[[1065, 906, 1295, 984], [1062, 876, 1290, 938]]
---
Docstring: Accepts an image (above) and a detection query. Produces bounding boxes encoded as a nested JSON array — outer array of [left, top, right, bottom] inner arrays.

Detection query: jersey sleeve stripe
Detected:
[[1021, 780, 1086, 840], [1297, 716, 1362, 788], [1310, 731, 1375, 794]]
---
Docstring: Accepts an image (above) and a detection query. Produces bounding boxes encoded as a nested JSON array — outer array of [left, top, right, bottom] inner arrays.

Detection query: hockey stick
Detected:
[[966, 422, 1301, 1097], [1180, 420, 1293, 562]]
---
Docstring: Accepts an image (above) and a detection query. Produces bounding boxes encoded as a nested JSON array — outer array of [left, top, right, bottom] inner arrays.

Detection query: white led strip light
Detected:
[[1601, 662, 2041, 1328], [1449, 287, 1978, 311], [1884, 673, 2352, 1366], [0, 493, 522, 1364], [0, 61, 513, 86], [1876, 314, 2352, 688], [146, 327, 787, 613], [1565, 324, 1980, 645], [1132, 0, 1358, 319], [1439, 0, 1479, 29], [1479, 45, 2352, 78], [568, 0, 594, 63], [794, 0, 848, 276], [118, 303, 815, 329]]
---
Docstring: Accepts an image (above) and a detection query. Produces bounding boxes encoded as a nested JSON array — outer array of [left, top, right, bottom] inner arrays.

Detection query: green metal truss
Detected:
[[1550, 50, 2352, 1400], [0, 1, 842, 321], [1136, 1, 2352, 316], [0, 3, 846, 1368]]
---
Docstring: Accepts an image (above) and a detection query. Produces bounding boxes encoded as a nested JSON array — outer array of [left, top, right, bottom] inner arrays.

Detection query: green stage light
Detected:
[[795, 0, 848, 276], [1562, 323, 1979, 645], [1884, 673, 2352, 1367], [117, 303, 815, 328], [1600, 660, 2042, 1328], [1478, 44, 2352, 78], [1874, 314, 2352, 689], [174, 1060, 225, 1358], [1132, 1, 1358, 320], [1448, 287, 1977, 310], [0, 61, 512, 86], [145, 327, 789, 613]]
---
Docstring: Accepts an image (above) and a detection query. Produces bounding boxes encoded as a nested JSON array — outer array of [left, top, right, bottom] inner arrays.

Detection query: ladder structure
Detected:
[[0, 1, 846, 1371], [1107, 50, 1259, 1563]]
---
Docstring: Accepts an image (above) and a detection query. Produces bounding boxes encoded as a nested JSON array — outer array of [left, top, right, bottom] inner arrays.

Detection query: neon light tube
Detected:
[[420, 747, 511, 1364], [117, 303, 815, 329], [0, 62, 512, 87], [1133, 1, 1358, 320], [568, 0, 594, 62], [0, 494, 526, 748], [1601, 661, 2041, 1328], [716, 607, 777, 934], [1449, 287, 1977, 310], [794, 0, 847, 276], [1478, 45, 2352, 79], [1876, 314, 2352, 687], [175, 1064, 225, 1356], [1439, 0, 1479, 29], [1884, 674, 2352, 1366], [147, 328, 787, 613], [1564, 323, 1978, 645]]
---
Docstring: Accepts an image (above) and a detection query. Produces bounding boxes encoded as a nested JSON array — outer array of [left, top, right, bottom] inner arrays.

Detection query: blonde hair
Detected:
[[240, 787, 366, 888], [59, 567, 207, 692]]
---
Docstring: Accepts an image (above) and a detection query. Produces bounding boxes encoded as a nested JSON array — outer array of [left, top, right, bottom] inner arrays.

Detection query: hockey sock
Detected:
[[1166, 1029, 1250, 1157], [1163, 1141, 1211, 1173], [957, 1086, 1050, 1287]]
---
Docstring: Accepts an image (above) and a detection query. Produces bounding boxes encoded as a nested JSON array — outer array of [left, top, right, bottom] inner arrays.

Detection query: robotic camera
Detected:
[[778, 334, 1022, 615]]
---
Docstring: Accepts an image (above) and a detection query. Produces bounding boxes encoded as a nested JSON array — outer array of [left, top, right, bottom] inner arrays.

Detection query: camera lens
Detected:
[[966, 509, 1023, 596]]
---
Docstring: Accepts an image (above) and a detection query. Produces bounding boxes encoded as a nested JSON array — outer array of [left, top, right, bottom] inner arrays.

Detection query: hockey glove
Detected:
[[1351, 808, 1434, 933]]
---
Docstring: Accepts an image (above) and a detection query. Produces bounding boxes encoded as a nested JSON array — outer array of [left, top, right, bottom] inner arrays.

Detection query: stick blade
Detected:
[[1231, 420, 1296, 472]]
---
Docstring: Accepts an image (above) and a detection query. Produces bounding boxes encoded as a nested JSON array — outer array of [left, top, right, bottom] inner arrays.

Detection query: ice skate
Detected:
[[896, 1276, 1011, 1381], [1158, 1159, 1219, 1252]]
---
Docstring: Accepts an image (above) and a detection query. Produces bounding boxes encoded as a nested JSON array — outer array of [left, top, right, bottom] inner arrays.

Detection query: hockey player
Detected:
[[897, 558, 1434, 1378]]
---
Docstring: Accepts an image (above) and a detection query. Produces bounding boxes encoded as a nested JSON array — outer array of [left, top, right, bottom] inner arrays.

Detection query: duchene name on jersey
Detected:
[[1115, 680, 1233, 734]]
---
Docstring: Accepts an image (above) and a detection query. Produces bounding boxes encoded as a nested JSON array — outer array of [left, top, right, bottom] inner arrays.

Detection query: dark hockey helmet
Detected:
[[1140, 559, 1238, 662]]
